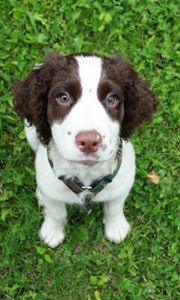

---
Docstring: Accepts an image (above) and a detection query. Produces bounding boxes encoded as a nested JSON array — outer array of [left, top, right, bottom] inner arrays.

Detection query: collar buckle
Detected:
[[81, 186, 92, 190]]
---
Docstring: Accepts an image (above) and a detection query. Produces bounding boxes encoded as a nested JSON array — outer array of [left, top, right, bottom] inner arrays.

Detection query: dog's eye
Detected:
[[106, 93, 119, 106], [56, 92, 70, 104]]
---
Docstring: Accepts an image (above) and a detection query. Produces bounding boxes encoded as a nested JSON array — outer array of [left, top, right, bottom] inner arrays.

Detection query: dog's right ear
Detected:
[[13, 53, 64, 145]]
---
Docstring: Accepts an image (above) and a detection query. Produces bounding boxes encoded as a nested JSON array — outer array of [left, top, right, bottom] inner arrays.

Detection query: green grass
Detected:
[[0, 0, 179, 299]]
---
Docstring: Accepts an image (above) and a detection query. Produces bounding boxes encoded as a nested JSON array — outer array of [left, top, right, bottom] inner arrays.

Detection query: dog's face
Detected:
[[13, 52, 157, 165], [47, 56, 123, 165]]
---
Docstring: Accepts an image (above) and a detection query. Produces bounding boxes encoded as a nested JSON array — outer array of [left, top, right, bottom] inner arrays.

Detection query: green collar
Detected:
[[47, 138, 124, 213]]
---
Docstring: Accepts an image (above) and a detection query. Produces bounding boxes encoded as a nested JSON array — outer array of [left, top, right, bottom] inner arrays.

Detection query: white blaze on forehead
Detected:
[[75, 55, 102, 100]]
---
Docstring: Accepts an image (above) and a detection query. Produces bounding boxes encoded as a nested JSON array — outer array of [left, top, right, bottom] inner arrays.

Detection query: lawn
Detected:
[[0, 0, 179, 299]]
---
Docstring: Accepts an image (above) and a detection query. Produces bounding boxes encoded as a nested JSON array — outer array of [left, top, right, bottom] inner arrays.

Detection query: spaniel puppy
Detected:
[[13, 53, 157, 248]]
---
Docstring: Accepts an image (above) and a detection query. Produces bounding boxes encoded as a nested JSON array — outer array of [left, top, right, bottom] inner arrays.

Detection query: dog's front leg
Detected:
[[39, 199, 67, 248], [103, 198, 131, 244]]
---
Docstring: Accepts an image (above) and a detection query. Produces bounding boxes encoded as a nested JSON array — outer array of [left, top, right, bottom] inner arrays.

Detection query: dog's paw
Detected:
[[104, 218, 131, 244], [39, 220, 64, 248]]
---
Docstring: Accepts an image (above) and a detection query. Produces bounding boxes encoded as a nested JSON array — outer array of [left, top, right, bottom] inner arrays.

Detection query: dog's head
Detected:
[[13, 52, 157, 166]]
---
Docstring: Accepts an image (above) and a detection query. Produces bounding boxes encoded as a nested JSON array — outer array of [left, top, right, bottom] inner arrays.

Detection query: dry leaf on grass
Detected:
[[147, 171, 160, 185]]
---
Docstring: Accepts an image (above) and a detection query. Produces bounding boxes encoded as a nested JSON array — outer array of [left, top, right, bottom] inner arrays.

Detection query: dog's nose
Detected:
[[75, 130, 102, 154]]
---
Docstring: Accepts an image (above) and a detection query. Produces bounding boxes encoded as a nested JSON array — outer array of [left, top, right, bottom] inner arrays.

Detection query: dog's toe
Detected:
[[39, 220, 64, 248], [104, 219, 131, 244]]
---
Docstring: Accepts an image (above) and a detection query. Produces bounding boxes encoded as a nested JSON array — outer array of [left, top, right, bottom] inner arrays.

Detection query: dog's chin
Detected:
[[60, 150, 116, 168]]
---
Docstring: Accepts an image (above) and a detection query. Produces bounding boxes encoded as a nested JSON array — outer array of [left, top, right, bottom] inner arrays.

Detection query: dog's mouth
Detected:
[[72, 160, 99, 166]]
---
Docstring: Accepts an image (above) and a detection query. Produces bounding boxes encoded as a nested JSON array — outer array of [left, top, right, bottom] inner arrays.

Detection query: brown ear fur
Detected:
[[13, 53, 65, 145], [109, 56, 157, 138], [121, 77, 157, 138]]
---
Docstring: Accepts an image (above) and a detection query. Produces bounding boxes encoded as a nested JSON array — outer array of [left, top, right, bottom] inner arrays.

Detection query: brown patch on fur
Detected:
[[47, 76, 81, 125], [13, 52, 81, 145], [102, 55, 157, 138], [98, 79, 124, 122]]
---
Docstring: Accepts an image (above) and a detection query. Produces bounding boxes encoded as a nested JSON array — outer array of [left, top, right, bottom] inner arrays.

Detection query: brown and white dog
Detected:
[[13, 52, 157, 248]]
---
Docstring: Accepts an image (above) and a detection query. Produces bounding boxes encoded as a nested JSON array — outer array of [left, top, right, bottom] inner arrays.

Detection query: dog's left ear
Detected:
[[109, 56, 158, 138]]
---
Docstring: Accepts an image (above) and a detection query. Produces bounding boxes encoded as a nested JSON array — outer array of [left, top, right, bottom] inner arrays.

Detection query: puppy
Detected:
[[13, 52, 157, 248]]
